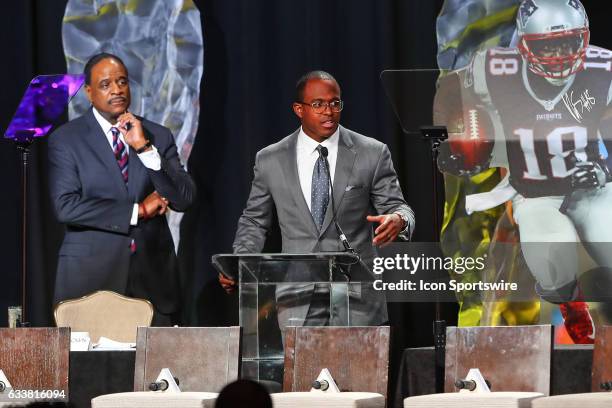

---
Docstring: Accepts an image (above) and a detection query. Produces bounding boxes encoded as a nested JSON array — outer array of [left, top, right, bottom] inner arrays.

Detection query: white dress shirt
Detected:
[[92, 107, 162, 224], [296, 126, 339, 211]]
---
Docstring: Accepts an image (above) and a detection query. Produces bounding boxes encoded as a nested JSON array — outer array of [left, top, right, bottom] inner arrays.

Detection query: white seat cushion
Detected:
[[532, 393, 612, 408], [271, 392, 385, 408], [92, 392, 218, 408], [404, 392, 544, 408]]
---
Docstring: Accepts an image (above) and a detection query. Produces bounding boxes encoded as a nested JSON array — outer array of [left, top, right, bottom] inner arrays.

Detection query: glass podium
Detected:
[[212, 252, 362, 388]]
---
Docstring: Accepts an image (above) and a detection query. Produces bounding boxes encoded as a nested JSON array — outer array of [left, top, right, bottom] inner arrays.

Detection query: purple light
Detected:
[[4, 74, 85, 143]]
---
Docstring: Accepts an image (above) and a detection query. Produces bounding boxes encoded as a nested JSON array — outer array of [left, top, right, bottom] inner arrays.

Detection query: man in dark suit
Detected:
[[223, 71, 414, 326], [48, 53, 195, 325]]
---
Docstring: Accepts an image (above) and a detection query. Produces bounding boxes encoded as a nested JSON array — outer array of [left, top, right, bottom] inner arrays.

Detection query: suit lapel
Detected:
[[84, 109, 128, 194], [319, 126, 356, 237], [280, 130, 320, 236]]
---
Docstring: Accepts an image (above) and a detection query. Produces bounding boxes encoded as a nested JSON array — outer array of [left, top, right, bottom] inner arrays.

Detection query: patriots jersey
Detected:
[[470, 46, 612, 197]]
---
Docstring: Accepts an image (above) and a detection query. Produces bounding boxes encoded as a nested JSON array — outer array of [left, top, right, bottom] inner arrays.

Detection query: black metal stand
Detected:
[[420, 126, 448, 393], [15, 134, 34, 327]]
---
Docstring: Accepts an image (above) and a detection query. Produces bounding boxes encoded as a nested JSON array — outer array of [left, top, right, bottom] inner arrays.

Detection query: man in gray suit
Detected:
[[223, 71, 414, 326]]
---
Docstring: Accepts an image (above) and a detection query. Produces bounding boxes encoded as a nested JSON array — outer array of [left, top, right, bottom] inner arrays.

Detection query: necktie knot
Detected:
[[316, 144, 327, 158], [110, 127, 120, 141]]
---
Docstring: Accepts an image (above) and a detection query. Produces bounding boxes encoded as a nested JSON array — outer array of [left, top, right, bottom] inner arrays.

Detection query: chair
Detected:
[[277, 326, 389, 408], [444, 325, 553, 394], [133, 326, 242, 392], [0, 327, 70, 404], [91, 327, 241, 408], [531, 325, 612, 407], [54, 290, 154, 343], [592, 325, 612, 392], [403, 325, 553, 407]]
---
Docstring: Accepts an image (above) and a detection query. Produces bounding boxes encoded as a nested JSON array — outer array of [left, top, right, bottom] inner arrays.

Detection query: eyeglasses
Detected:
[[298, 100, 344, 113]]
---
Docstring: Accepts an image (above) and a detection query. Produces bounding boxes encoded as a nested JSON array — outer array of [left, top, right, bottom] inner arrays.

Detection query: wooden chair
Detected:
[[529, 325, 612, 408], [54, 290, 154, 343], [592, 325, 612, 392], [444, 325, 553, 394], [92, 327, 241, 408], [0, 328, 70, 403], [403, 325, 552, 408], [277, 326, 389, 407], [134, 326, 242, 392]]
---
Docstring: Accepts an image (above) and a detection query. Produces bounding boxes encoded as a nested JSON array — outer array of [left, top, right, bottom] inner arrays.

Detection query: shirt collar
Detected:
[[92, 107, 115, 136], [297, 126, 340, 153]]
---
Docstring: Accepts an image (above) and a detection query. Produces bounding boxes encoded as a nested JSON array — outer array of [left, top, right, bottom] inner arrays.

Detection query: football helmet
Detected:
[[516, 0, 589, 79]]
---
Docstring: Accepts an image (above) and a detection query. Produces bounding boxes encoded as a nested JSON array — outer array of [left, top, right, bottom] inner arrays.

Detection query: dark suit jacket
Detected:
[[233, 125, 414, 325], [48, 108, 195, 314]]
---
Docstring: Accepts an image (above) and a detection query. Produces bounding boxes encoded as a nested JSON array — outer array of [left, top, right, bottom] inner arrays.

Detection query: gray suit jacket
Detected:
[[233, 125, 414, 325]]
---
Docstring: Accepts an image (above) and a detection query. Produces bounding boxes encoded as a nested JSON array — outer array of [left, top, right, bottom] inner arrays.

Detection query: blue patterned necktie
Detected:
[[111, 127, 128, 184], [311, 145, 330, 230]]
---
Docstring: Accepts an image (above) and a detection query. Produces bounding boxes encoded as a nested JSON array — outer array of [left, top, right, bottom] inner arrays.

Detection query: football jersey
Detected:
[[471, 46, 612, 197]]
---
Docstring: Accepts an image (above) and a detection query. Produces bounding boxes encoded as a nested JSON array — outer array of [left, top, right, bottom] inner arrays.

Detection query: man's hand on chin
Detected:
[[116, 111, 149, 151], [367, 213, 405, 246]]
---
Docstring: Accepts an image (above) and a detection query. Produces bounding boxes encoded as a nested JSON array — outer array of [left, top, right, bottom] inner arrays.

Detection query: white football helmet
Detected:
[[516, 0, 589, 79]]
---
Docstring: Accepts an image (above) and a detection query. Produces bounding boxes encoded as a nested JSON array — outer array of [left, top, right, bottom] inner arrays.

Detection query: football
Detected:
[[448, 105, 495, 170]]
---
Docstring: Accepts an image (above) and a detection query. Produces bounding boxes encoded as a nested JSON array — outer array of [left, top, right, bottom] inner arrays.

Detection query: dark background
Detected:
[[0, 0, 610, 403]]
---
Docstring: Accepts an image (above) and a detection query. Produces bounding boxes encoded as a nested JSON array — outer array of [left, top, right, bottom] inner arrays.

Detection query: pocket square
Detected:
[[345, 185, 363, 191]]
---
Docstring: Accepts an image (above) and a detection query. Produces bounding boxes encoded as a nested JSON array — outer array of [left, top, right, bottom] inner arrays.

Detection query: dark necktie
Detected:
[[111, 127, 128, 184], [110, 127, 135, 253], [311, 145, 329, 230]]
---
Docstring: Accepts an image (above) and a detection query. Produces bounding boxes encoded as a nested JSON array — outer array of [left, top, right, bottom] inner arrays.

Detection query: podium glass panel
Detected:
[[212, 252, 362, 388]]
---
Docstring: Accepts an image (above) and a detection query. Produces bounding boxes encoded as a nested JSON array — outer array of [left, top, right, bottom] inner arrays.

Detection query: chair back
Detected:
[[283, 326, 390, 400], [54, 290, 154, 343], [592, 325, 612, 392], [0, 328, 70, 400], [134, 327, 242, 393], [445, 325, 553, 395]]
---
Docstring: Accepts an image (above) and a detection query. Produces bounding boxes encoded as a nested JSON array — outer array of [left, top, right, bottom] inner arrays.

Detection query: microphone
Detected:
[[312, 379, 330, 391], [149, 380, 169, 391], [454, 378, 491, 391], [149, 377, 180, 392], [454, 379, 476, 391], [319, 146, 356, 255]]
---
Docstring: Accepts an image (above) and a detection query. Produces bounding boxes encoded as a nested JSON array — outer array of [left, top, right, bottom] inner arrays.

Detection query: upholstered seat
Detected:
[[531, 392, 612, 408], [403, 392, 544, 407], [91, 391, 218, 408], [272, 391, 385, 408]]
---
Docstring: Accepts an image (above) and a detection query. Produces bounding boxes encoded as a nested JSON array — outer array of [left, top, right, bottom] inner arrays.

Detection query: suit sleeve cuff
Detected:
[[394, 210, 414, 241], [137, 145, 161, 170], [131, 203, 139, 226]]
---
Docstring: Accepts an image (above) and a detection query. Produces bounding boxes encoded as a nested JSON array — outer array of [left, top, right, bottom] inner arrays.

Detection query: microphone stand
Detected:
[[321, 147, 356, 257], [14, 131, 35, 327], [420, 126, 448, 393]]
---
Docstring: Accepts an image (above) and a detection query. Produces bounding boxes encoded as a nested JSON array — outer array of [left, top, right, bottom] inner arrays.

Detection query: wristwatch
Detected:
[[395, 212, 410, 230], [135, 140, 152, 154]]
